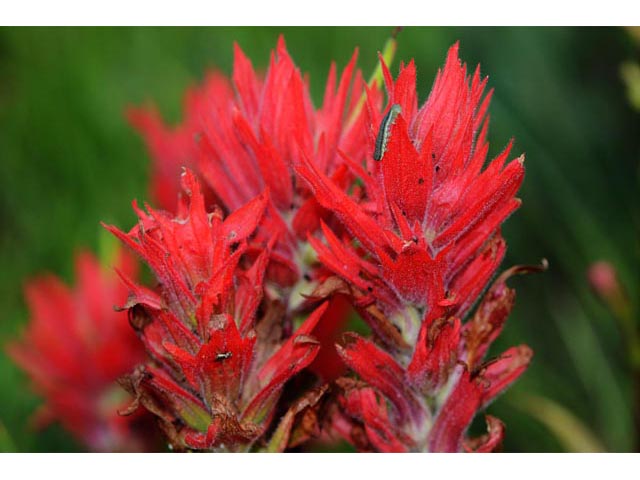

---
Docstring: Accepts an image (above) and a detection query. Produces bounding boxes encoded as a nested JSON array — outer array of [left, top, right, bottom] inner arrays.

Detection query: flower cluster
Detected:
[[10, 36, 538, 453], [128, 38, 379, 383], [297, 44, 541, 451], [103, 171, 330, 451], [6, 250, 154, 452], [112, 38, 539, 452], [129, 38, 376, 289]]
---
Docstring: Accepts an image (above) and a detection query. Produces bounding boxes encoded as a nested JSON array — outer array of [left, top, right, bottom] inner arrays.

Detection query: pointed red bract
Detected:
[[464, 415, 505, 453], [336, 333, 427, 426], [407, 316, 461, 393]]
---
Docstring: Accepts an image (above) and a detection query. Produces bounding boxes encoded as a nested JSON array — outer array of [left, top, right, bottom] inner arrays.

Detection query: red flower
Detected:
[[6, 250, 153, 452], [104, 170, 326, 451], [129, 36, 376, 382], [329, 266, 538, 452], [130, 37, 375, 287], [297, 43, 523, 341], [117, 38, 540, 452], [297, 43, 538, 451]]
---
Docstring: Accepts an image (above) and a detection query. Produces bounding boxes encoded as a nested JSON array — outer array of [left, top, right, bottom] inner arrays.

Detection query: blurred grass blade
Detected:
[[346, 27, 399, 127], [367, 28, 400, 88], [0, 421, 17, 453], [552, 295, 633, 451], [98, 226, 121, 270], [511, 393, 606, 452], [620, 62, 640, 112], [626, 26, 640, 44]]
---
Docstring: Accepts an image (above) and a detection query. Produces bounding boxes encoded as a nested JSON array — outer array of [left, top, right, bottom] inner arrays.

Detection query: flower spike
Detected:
[[106, 171, 330, 451], [304, 43, 539, 452]]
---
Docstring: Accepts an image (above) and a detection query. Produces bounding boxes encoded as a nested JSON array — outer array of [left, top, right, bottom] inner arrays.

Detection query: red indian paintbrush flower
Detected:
[[6, 250, 153, 452], [103, 170, 327, 451], [129, 36, 375, 288], [297, 43, 540, 451], [128, 36, 377, 382], [116, 37, 539, 452]]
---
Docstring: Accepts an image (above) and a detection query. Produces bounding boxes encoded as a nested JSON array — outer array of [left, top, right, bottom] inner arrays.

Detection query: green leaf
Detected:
[[510, 393, 606, 453]]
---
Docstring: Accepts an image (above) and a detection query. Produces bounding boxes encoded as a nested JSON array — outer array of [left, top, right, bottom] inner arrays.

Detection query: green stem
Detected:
[[345, 28, 401, 128]]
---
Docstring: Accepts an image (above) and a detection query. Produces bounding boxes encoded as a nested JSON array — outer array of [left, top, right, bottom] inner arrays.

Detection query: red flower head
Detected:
[[6, 250, 152, 452], [296, 43, 540, 451], [297, 43, 523, 342], [129, 36, 376, 288], [128, 36, 379, 382], [103, 171, 326, 451], [117, 38, 540, 452]]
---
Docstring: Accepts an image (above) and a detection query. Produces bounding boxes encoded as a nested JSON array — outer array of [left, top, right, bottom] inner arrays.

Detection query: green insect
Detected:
[[373, 104, 402, 161]]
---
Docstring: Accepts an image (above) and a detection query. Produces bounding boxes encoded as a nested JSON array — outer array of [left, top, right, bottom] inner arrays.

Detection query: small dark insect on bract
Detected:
[[215, 352, 232, 362]]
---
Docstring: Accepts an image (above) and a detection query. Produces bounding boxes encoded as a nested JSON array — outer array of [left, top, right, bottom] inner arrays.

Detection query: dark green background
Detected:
[[0, 27, 638, 452]]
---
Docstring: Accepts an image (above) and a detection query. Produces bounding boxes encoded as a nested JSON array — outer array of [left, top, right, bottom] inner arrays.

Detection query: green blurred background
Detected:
[[0, 27, 638, 452]]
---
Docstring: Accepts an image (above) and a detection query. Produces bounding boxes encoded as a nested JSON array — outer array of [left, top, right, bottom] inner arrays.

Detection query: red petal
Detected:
[[222, 189, 269, 247], [295, 150, 402, 253], [433, 156, 524, 251], [378, 243, 446, 307], [464, 272, 516, 368], [307, 295, 353, 382], [480, 345, 533, 408], [115, 268, 163, 311], [407, 317, 461, 393], [307, 222, 375, 293], [243, 303, 326, 424], [447, 234, 506, 318], [232, 42, 261, 120], [392, 59, 418, 125], [360, 389, 410, 452], [235, 247, 270, 335], [143, 365, 212, 432], [163, 314, 256, 406], [338, 384, 411, 452], [464, 415, 505, 453], [336, 333, 425, 425], [380, 116, 432, 224], [428, 367, 482, 452], [257, 302, 328, 384]]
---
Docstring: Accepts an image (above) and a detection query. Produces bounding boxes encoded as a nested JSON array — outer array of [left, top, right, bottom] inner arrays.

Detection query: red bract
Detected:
[[297, 43, 537, 451], [104, 170, 326, 451], [6, 250, 153, 452]]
